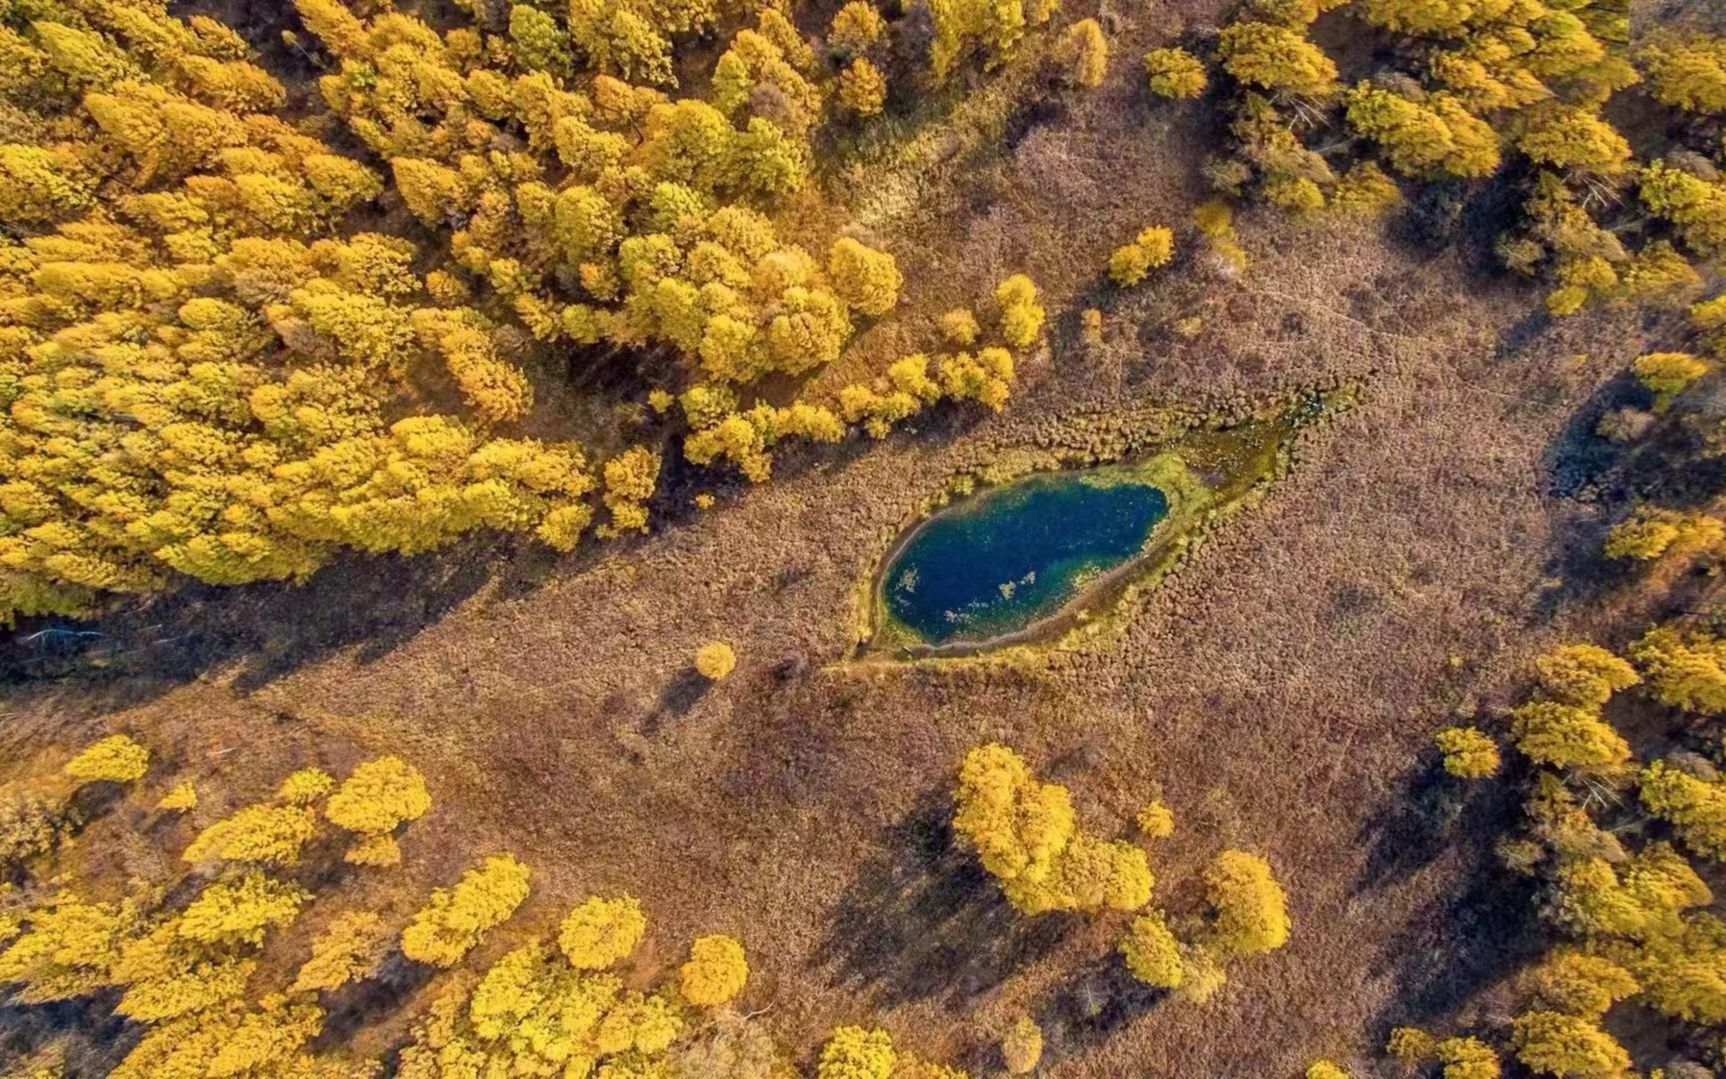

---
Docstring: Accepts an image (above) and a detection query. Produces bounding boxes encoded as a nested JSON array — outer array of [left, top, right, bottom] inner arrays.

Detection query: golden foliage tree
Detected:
[[1146, 48, 1208, 98], [679, 933, 748, 1006], [1203, 850, 1289, 956], [1436, 726, 1501, 779], [559, 894, 647, 970], [401, 853, 531, 968], [62, 734, 149, 784]]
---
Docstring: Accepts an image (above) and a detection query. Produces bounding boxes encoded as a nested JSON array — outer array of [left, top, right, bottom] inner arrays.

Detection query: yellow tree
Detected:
[[994, 274, 1045, 347], [818, 1026, 896, 1079], [837, 58, 888, 117], [1534, 644, 1639, 707], [1146, 48, 1207, 98], [679, 933, 748, 1006], [558, 895, 647, 970], [324, 756, 432, 866], [183, 802, 318, 866], [1510, 1011, 1628, 1079], [1203, 850, 1289, 956], [1120, 909, 1184, 988], [402, 854, 532, 967], [62, 734, 149, 784], [1109, 226, 1175, 286], [952, 744, 1074, 889], [828, 238, 903, 317], [1509, 701, 1631, 775], [291, 911, 395, 993], [1435, 726, 1501, 779], [1001, 1017, 1043, 1074], [1217, 21, 1338, 98], [1056, 19, 1109, 89]]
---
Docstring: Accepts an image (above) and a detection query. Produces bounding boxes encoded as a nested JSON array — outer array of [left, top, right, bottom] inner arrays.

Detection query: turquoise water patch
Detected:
[[881, 468, 1169, 647]]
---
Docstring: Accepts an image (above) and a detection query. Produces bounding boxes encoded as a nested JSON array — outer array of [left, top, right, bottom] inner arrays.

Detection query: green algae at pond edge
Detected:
[[859, 397, 1328, 659]]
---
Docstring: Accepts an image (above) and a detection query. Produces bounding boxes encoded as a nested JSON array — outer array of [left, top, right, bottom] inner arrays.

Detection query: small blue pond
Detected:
[[881, 468, 1169, 647]]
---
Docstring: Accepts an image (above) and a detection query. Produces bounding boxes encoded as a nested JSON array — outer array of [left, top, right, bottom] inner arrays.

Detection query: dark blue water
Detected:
[[882, 471, 1169, 647]]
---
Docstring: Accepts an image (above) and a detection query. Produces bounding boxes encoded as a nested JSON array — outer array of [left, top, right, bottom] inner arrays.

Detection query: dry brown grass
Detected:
[[0, 2, 1699, 1075]]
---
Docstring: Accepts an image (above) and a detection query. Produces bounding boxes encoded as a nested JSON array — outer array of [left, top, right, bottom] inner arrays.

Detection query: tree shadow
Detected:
[[1366, 853, 1542, 1037], [0, 990, 136, 1077], [1363, 754, 1542, 1035], [812, 786, 1080, 1009], [0, 531, 577, 710], [641, 668, 712, 735], [1353, 762, 1477, 895], [1021, 954, 1166, 1068], [314, 950, 438, 1050]]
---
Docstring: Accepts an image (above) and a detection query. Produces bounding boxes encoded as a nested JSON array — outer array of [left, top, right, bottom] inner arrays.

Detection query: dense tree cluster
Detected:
[[0, 0, 1058, 626], [1184, 0, 1726, 319], [951, 743, 1152, 916], [0, 738, 805, 1077], [1413, 628, 1726, 1074]]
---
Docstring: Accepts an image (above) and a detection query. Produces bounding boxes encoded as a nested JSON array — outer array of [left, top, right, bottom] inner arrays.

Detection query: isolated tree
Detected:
[[63, 735, 149, 784], [1204, 850, 1289, 956], [401, 854, 531, 968], [558, 895, 647, 970], [1436, 726, 1500, 779], [940, 308, 981, 346], [1307, 1063, 1348, 1079], [696, 641, 737, 680], [680, 933, 748, 1006], [994, 274, 1045, 347], [1145, 47, 1207, 98]]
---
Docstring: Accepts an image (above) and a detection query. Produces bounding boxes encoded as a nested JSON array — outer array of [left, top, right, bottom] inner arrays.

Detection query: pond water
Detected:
[[880, 467, 1170, 648]]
